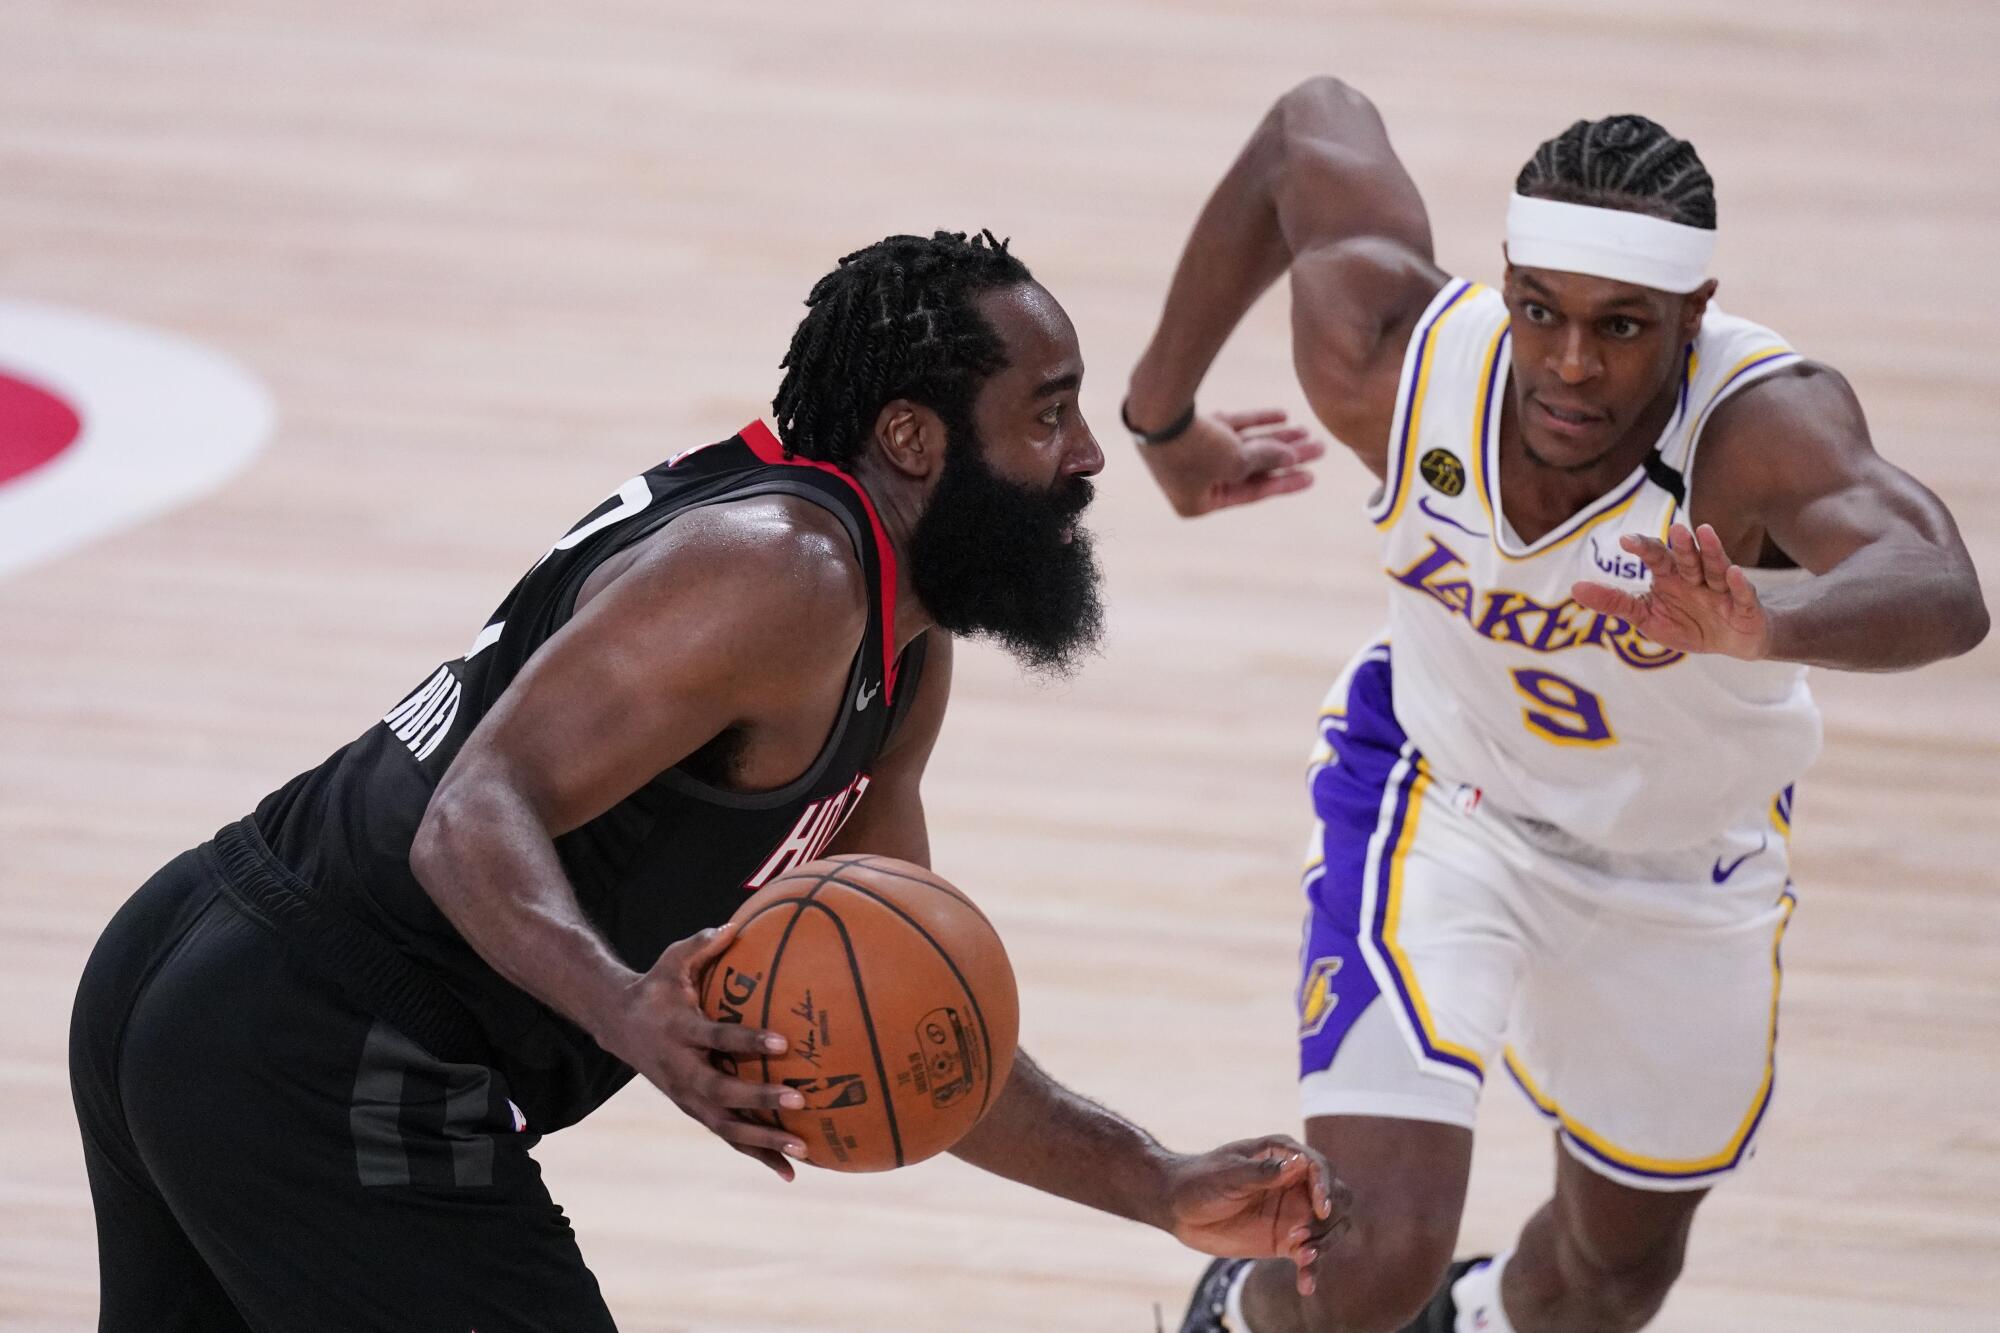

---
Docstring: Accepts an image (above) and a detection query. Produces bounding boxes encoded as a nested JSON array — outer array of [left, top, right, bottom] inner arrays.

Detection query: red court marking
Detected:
[[0, 370, 83, 486]]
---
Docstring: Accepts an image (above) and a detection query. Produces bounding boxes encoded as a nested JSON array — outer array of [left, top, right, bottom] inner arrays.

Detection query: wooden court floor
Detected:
[[2, 2, 1995, 1328]]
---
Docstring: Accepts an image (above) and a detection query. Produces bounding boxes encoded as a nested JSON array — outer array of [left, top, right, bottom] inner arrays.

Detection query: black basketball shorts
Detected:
[[69, 840, 619, 1332]]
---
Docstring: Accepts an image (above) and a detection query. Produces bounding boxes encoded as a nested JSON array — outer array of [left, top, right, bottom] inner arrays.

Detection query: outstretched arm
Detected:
[[949, 1052, 1340, 1293], [1128, 76, 1445, 514], [825, 634, 1344, 1290], [1572, 364, 1989, 670]]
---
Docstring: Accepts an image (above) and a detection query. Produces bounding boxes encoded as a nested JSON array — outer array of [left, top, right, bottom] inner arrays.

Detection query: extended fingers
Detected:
[[1725, 563, 1762, 617], [734, 1142, 798, 1181], [1215, 435, 1322, 511], [1666, 524, 1703, 584], [1214, 469, 1315, 510], [1217, 407, 1292, 430], [677, 1011, 788, 1058], [1572, 579, 1645, 621], [1618, 533, 1674, 578], [1694, 523, 1733, 591], [1242, 422, 1310, 443], [1239, 424, 1324, 457], [1239, 432, 1323, 475], [689, 1059, 806, 1114], [705, 1110, 809, 1164]]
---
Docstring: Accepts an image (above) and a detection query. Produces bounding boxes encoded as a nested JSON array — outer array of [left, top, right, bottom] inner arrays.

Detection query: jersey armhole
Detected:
[[1369, 277, 1481, 528], [549, 476, 871, 632], [632, 480, 883, 814], [1674, 346, 1802, 529], [880, 633, 932, 746]]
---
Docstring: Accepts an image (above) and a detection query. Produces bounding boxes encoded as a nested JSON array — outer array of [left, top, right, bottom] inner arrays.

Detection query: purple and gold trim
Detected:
[[1770, 783, 1795, 839], [1301, 644, 1485, 1085], [1661, 345, 1799, 534], [1372, 280, 1480, 530], [1360, 749, 1487, 1084], [1503, 887, 1797, 1184]]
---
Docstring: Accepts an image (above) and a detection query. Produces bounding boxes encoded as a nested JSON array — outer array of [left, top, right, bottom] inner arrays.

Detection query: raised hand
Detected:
[[594, 923, 811, 1180], [1138, 408, 1328, 518], [1572, 522, 1771, 660], [1160, 1137, 1352, 1296]]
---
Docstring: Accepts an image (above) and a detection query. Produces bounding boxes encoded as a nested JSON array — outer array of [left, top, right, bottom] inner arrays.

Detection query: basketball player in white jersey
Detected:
[[1124, 80, 1989, 1333]]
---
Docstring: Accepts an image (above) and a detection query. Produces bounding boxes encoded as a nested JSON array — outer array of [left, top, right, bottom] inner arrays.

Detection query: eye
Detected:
[[1039, 402, 1064, 427], [1522, 301, 1557, 326], [1603, 316, 1644, 340]]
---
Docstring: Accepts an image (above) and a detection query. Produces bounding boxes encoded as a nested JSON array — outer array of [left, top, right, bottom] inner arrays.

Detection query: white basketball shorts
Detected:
[[1294, 639, 1798, 1192]]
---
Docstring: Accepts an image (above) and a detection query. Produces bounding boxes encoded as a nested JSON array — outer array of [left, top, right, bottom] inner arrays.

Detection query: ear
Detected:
[[1679, 278, 1718, 340], [870, 399, 947, 480]]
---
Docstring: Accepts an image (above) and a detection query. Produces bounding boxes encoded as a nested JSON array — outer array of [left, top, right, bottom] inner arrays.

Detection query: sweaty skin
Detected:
[[410, 280, 1343, 1277], [1128, 75, 1986, 1333]]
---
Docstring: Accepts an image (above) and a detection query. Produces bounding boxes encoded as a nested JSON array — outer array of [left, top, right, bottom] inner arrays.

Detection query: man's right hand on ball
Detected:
[[594, 923, 811, 1180]]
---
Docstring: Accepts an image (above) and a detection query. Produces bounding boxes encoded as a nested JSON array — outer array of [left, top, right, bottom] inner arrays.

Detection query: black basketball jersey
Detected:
[[253, 421, 928, 1130]]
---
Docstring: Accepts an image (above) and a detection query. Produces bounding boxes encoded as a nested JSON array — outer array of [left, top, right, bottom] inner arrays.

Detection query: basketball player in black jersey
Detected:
[[69, 231, 1345, 1332]]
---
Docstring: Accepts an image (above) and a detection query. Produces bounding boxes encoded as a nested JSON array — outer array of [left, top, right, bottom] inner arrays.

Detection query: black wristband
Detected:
[[1120, 397, 1196, 446]]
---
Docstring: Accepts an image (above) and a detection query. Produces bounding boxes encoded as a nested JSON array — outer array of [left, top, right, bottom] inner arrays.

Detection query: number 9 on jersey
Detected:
[[1509, 667, 1615, 747]]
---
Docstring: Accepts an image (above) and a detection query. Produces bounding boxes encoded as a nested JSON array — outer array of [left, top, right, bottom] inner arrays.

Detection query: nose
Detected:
[[1066, 416, 1106, 480], [1550, 326, 1599, 385]]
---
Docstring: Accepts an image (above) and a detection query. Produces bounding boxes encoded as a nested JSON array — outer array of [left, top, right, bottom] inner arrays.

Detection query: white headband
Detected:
[[1505, 193, 1715, 294]]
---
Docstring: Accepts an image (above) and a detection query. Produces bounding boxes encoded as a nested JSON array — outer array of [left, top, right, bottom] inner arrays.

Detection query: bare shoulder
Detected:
[[579, 492, 869, 654], [1290, 235, 1449, 465], [1292, 236, 1447, 366], [1696, 361, 1873, 494], [1691, 358, 1916, 562], [1705, 360, 1866, 446]]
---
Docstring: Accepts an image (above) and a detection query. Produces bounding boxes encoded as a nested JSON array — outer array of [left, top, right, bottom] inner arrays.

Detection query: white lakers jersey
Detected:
[[1364, 278, 1821, 851]]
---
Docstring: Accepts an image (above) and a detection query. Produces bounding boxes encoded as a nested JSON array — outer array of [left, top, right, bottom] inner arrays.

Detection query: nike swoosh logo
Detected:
[[855, 681, 880, 711], [1417, 496, 1488, 539], [1711, 835, 1767, 884]]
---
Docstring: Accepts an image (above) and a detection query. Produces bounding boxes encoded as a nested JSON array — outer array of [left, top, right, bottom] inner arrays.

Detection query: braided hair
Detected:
[[773, 230, 1034, 469], [1516, 115, 1716, 230]]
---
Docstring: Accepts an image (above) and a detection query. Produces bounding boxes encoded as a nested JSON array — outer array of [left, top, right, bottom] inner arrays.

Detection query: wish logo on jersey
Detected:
[[1389, 534, 1683, 671], [1587, 531, 1648, 582]]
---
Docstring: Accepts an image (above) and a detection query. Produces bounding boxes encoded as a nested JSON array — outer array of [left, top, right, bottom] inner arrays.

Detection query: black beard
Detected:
[[907, 421, 1104, 677]]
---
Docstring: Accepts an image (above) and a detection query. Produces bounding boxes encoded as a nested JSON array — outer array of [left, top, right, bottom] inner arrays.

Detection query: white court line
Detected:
[[0, 299, 274, 578]]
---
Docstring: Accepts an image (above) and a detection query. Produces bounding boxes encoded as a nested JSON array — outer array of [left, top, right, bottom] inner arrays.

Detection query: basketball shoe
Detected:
[[1173, 1256, 1492, 1333]]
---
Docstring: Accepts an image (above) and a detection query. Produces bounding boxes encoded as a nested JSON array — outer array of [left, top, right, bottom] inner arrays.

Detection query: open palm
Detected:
[[1572, 523, 1772, 660]]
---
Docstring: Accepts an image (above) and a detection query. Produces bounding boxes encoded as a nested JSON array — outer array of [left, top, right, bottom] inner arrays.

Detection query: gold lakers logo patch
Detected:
[[1298, 957, 1345, 1038], [1419, 448, 1465, 497]]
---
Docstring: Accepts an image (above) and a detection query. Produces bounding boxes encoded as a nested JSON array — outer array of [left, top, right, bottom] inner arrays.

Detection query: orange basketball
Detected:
[[697, 855, 1020, 1172]]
